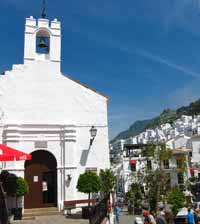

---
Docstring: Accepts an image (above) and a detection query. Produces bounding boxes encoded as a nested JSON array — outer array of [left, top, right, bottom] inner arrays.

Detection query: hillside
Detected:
[[112, 99, 200, 142]]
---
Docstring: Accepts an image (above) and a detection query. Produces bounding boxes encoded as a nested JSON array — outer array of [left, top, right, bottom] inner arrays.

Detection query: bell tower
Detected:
[[24, 15, 61, 69]]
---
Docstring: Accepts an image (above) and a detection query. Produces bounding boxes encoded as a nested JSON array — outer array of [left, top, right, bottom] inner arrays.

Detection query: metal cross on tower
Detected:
[[41, 0, 46, 18]]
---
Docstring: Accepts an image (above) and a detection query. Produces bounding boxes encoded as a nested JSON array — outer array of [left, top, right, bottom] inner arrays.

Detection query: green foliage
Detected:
[[77, 172, 101, 194], [156, 144, 172, 163], [142, 143, 172, 166], [167, 187, 185, 215], [125, 183, 143, 208], [177, 99, 200, 116], [125, 190, 134, 204], [16, 177, 29, 197], [177, 155, 187, 173], [141, 144, 155, 157], [99, 169, 116, 194], [146, 109, 177, 129], [189, 176, 198, 183]]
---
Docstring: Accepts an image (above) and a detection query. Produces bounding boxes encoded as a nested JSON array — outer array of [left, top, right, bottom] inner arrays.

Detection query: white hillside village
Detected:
[[111, 115, 200, 196]]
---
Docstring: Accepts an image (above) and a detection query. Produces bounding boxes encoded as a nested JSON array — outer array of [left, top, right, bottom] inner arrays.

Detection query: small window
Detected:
[[163, 160, 169, 169], [147, 160, 152, 170]]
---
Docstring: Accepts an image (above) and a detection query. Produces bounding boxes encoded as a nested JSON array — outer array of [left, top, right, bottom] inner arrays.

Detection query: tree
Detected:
[[99, 169, 116, 195], [145, 170, 169, 212], [144, 143, 172, 212], [131, 183, 143, 208], [125, 183, 143, 208], [167, 187, 185, 215], [77, 172, 101, 207]]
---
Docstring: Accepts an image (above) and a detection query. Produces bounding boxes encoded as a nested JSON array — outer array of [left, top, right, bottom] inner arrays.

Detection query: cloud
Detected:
[[101, 38, 200, 79], [70, 21, 200, 81], [134, 49, 200, 79]]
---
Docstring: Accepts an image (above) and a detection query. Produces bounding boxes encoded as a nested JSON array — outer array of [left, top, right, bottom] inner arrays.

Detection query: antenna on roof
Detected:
[[41, 0, 46, 18]]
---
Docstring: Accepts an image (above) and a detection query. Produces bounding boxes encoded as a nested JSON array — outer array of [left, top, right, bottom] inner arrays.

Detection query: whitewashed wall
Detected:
[[0, 16, 110, 210]]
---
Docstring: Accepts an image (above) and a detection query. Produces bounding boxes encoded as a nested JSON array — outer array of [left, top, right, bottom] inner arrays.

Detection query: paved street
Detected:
[[11, 215, 89, 224], [119, 211, 134, 224], [10, 211, 136, 224], [9, 206, 140, 224], [113, 208, 142, 224]]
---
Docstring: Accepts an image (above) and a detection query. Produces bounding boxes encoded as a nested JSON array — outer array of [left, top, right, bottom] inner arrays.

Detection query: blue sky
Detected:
[[0, 0, 200, 139]]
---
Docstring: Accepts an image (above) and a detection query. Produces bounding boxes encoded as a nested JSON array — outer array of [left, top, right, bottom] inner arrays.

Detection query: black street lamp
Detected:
[[89, 126, 97, 146]]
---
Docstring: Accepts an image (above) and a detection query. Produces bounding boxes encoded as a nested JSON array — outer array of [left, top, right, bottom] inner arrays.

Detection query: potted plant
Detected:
[[76, 172, 101, 219], [12, 177, 29, 220]]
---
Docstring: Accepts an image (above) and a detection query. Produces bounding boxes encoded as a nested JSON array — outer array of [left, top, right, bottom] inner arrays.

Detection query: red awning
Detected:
[[0, 144, 32, 161], [129, 160, 137, 164]]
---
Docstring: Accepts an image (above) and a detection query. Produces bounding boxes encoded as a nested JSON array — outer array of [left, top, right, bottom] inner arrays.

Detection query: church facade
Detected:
[[0, 16, 110, 210]]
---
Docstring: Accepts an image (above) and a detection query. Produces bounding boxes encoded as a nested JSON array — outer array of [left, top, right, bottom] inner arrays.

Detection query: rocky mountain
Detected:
[[111, 99, 200, 142]]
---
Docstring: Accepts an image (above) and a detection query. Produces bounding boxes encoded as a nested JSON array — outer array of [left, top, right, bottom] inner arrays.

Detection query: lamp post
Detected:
[[89, 126, 97, 146]]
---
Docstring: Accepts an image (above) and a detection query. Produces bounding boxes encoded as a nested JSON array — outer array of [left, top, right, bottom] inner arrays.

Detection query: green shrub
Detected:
[[16, 177, 29, 197]]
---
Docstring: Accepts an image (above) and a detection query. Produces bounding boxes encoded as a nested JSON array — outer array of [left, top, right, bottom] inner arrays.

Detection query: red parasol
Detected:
[[0, 144, 32, 161]]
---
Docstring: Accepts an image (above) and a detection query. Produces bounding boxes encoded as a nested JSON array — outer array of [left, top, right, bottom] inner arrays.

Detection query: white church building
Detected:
[[0, 15, 110, 210]]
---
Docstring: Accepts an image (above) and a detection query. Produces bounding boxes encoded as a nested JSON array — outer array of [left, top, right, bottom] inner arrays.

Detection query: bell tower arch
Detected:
[[24, 16, 61, 67]]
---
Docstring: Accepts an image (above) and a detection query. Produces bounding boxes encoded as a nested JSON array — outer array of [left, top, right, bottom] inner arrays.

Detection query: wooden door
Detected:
[[25, 163, 49, 208], [24, 150, 57, 209]]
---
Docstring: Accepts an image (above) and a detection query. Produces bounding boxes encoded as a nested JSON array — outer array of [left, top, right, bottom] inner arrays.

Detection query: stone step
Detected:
[[10, 216, 35, 224], [23, 210, 60, 217], [22, 216, 36, 220], [24, 207, 58, 213], [23, 207, 60, 219]]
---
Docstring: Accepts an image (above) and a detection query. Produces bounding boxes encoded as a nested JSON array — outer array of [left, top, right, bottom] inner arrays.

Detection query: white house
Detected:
[[0, 15, 110, 210]]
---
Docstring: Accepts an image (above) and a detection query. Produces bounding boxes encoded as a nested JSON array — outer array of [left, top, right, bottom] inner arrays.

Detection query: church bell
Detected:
[[38, 37, 48, 49]]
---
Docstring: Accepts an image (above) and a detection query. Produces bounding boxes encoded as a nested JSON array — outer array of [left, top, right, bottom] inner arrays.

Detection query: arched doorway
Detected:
[[24, 150, 57, 208]]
